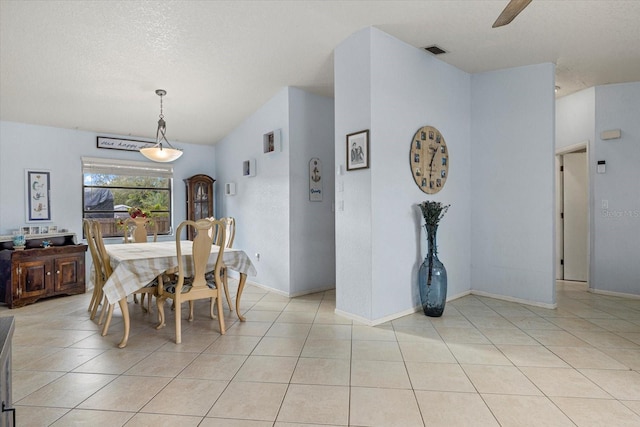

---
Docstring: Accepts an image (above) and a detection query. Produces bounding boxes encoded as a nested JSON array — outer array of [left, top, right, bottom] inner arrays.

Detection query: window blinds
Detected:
[[81, 157, 173, 178]]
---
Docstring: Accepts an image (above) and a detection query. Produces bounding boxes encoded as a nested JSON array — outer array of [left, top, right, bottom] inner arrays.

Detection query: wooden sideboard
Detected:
[[0, 234, 87, 309]]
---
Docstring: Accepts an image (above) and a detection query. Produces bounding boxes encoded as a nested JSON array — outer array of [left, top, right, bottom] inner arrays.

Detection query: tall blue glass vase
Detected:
[[418, 224, 447, 317]]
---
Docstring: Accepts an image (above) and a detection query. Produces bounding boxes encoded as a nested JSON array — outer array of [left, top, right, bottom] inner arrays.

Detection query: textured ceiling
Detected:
[[1, 1, 639, 145]]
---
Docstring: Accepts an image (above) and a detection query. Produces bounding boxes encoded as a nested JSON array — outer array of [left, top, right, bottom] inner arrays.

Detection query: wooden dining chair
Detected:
[[203, 217, 235, 312], [122, 217, 158, 243], [155, 219, 227, 344], [84, 219, 106, 320], [217, 217, 235, 312], [94, 222, 159, 337], [122, 217, 158, 310], [90, 220, 114, 328]]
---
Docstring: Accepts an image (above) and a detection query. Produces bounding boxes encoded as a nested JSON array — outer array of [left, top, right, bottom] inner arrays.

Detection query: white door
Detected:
[[563, 152, 588, 281]]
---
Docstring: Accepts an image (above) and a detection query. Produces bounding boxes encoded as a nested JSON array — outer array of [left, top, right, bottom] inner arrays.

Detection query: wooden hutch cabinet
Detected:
[[0, 234, 87, 309], [184, 174, 215, 240]]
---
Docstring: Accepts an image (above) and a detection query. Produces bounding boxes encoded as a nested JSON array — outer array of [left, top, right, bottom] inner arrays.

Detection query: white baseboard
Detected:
[[236, 279, 334, 299], [334, 305, 424, 326], [447, 290, 472, 302], [242, 280, 289, 297], [589, 288, 640, 299], [288, 286, 335, 298], [470, 290, 557, 309], [333, 290, 474, 326]]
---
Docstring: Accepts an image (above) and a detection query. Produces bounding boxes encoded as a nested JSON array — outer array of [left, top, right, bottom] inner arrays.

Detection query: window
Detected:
[[82, 157, 173, 238]]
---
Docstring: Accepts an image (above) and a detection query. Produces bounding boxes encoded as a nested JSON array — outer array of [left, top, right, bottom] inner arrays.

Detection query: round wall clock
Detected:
[[410, 126, 449, 194]]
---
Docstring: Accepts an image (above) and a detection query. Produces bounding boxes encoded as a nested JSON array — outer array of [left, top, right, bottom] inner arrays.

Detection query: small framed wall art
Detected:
[[243, 159, 256, 177], [263, 129, 281, 154], [26, 169, 52, 221], [346, 129, 369, 171]]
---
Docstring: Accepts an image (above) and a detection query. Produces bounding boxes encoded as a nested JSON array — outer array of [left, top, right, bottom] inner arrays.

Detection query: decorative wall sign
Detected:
[[410, 126, 449, 194], [309, 158, 323, 201], [26, 170, 51, 222], [346, 130, 369, 171], [97, 136, 156, 152]]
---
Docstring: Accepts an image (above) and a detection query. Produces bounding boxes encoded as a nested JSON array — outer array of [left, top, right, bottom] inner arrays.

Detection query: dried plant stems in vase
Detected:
[[418, 201, 450, 317]]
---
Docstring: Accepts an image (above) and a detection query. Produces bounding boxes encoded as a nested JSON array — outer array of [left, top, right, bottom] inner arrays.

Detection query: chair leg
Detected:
[[175, 299, 182, 344], [217, 292, 226, 334], [222, 268, 233, 311], [101, 303, 115, 336], [133, 294, 139, 304], [188, 301, 194, 322], [210, 297, 216, 319], [88, 287, 98, 313], [98, 295, 108, 325], [90, 287, 104, 320], [139, 293, 148, 313], [156, 296, 166, 329]]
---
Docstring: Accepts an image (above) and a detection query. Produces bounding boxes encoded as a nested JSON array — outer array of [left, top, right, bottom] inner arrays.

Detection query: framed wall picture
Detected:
[[346, 130, 369, 171], [26, 170, 51, 222]]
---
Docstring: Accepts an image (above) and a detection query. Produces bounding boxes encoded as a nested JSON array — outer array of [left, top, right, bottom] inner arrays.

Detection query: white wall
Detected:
[[556, 87, 595, 151], [369, 29, 472, 319], [592, 82, 640, 295], [214, 88, 291, 294], [555, 82, 640, 296], [334, 28, 373, 320], [214, 87, 335, 296], [334, 27, 472, 323], [0, 121, 216, 238], [470, 64, 557, 306], [288, 88, 336, 296]]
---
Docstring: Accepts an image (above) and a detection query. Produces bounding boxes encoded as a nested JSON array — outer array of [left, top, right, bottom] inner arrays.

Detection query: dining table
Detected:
[[100, 240, 257, 348]]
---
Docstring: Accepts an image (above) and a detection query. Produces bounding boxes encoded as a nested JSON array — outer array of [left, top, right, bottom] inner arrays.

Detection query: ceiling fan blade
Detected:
[[492, 0, 532, 28]]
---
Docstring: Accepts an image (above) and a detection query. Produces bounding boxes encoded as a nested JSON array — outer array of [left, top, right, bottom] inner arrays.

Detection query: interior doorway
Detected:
[[556, 142, 589, 282]]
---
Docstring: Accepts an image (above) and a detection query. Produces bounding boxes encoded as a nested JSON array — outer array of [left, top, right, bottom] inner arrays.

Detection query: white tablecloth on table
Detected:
[[101, 241, 257, 304]]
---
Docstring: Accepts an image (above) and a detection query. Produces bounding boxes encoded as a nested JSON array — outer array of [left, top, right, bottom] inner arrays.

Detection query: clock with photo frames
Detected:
[[410, 126, 449, 194]]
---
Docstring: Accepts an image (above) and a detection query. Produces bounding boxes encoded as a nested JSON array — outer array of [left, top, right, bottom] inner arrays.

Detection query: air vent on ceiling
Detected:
[[423, 45, 447, 55]]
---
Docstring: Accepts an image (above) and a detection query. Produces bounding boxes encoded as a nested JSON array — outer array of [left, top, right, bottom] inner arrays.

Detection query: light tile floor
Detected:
[[2, 280, 640, 426]]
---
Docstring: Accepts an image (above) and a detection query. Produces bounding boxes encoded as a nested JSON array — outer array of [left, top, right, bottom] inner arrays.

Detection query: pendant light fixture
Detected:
[[140, 89, 183, 162]]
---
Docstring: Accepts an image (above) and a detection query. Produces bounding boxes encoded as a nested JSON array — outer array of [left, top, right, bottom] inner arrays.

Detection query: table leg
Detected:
[[235, 273, 247, 322], [117, 298, 130, 348]]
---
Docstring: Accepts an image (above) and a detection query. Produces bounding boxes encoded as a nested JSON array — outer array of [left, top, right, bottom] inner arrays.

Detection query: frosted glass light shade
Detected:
[[140, 145, 183, 162]]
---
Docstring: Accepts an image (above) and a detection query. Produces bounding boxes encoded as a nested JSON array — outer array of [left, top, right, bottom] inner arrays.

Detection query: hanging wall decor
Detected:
[[263, 129, 282, 154], [26, 170, 51, 222], [346, 129, 369, 171], [410, 126, 449, 194], [309, 158, 322, 201]]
